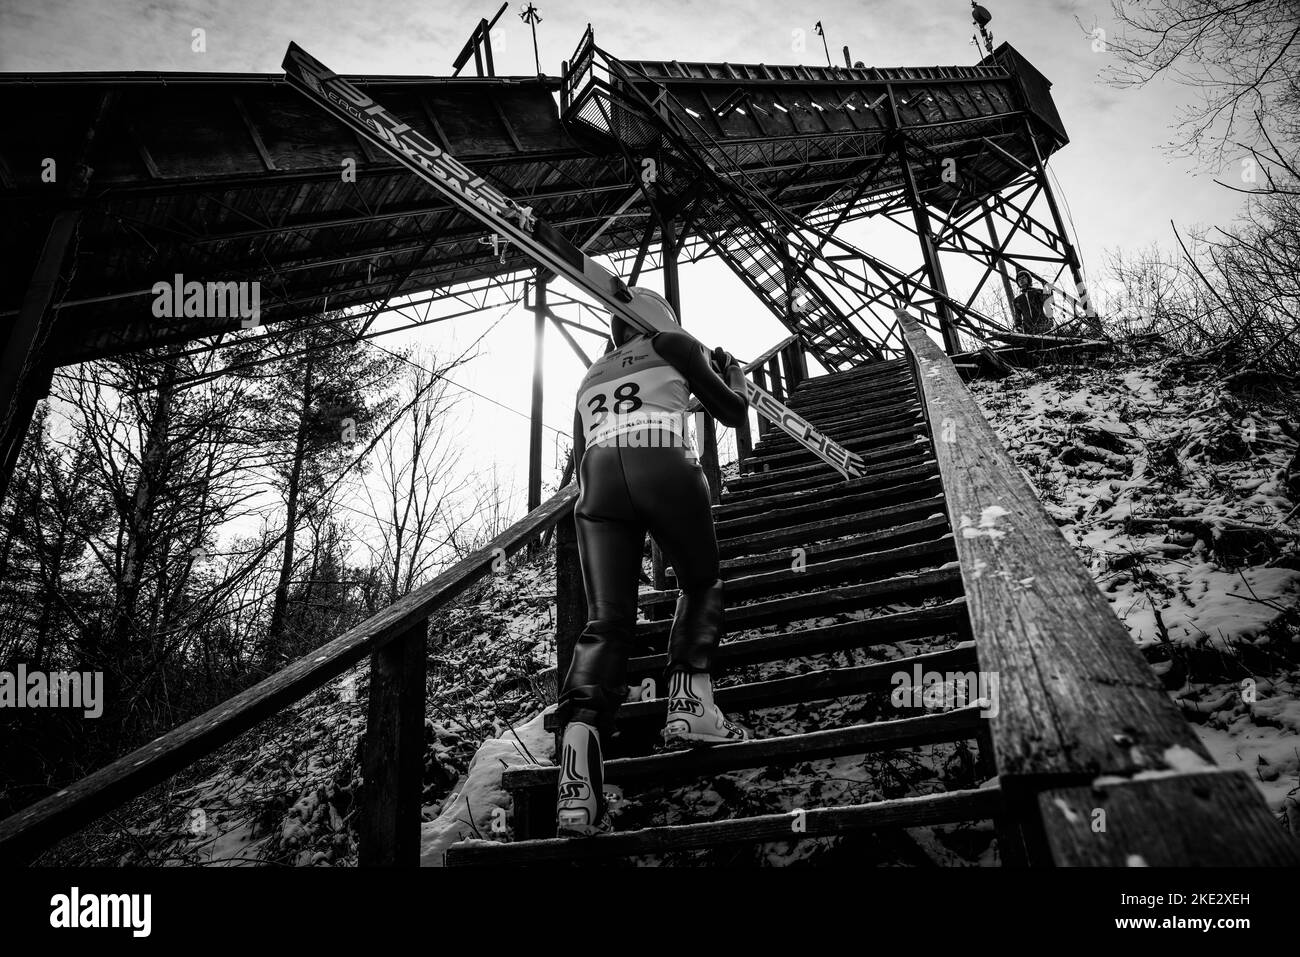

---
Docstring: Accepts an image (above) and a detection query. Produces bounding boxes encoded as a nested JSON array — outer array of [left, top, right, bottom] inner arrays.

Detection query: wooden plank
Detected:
[[626, 600, 968, 677], [713, 461, 936, 519], [718, 493, 947, 559], [509, 707, 986, 791], [706, 515, 949, 575], [358, 621, 426, 866], [610, 645, 979, 730], [231, 94, 278, 172], [0, 483, 577, 862], [895, 310, 1210, 783], [714, 476, 941, 538], [554, 507, 584, 701], [1038, 771, 1300, 866], [642, 534, 953, 608], [740, 424, 924, 470], [756, 400, 923, 443], [634, 568, 963, 642], [445, 787, 1001, 864], [750, 407, 923, 455], [731, 437, 929, 487], [720, 449, 933, 504], [491, 96, 526, 153]]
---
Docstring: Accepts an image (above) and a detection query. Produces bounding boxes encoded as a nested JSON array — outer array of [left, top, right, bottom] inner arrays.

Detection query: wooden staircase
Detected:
[[5, 313, 1293, 869], [445, 357, 1003, 865]]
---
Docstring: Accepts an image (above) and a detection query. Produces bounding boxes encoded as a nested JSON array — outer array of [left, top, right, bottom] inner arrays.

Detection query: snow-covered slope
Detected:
[[49, 349, 1299, 864], [969, 351, 1300, 827]]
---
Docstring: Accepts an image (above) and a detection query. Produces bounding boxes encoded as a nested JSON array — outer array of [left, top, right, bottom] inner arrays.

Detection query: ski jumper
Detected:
[[557, 329, 749, 738]]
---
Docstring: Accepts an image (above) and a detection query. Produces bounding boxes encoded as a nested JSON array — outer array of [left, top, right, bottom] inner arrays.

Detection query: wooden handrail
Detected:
[[744, 333, 799, 373], [684, 334, 801, 416], [896, 308, 1300, 865], [0, 482, 579, 863]]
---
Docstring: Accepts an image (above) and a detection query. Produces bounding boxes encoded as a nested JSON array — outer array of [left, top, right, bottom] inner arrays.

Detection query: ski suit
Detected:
[[556, 329, 749, 738]]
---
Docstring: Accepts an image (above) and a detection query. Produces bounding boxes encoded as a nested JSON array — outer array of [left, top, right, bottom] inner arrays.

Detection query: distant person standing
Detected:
[[1011, 269, 1054, 335]]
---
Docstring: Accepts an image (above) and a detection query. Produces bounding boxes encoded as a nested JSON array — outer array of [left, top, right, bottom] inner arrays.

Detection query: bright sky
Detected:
[[0, 0, 1252, 529]]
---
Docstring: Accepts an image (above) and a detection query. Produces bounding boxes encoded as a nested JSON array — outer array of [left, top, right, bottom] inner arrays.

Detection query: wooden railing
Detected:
[[685, 333, 808, 466], [896, 308, 1299, 865], [0, 483, 579, 865]]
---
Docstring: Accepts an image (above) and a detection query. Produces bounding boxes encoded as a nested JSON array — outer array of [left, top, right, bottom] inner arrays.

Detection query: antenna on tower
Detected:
[[520, 3, 543, 75], [813, 21, 832, 68], [971, 2, 995, 57]]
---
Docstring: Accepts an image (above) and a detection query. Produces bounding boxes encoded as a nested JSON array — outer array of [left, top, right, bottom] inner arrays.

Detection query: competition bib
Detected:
[[577, 340, 693, 450]]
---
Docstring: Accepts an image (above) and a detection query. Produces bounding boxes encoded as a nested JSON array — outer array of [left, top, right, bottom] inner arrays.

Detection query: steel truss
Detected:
[[559, 28, 1092, 366]]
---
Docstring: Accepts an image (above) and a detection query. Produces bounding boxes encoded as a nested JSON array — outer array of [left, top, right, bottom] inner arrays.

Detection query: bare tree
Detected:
[[1105, 0, 1300, 191], [359, 353, 475, 603]]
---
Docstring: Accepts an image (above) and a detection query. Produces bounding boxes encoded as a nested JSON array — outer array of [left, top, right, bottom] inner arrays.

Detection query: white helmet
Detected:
[[612, 286, 679, 343]]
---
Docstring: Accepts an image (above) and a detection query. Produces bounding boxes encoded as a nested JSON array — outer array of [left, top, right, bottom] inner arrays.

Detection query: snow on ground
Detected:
[[420, 709, 555, 865], [970, 350, 1300, 830], [44, 548, 562, 866], [57, 349, 1299, 864]]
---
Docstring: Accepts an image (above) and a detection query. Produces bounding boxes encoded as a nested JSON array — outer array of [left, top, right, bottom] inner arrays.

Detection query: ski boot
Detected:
[[662, 670, 751, 748], [556, 721, 612, 837]]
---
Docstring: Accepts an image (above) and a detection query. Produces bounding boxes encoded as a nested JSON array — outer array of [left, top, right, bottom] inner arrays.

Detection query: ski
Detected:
[[282, 42, 868, 480]]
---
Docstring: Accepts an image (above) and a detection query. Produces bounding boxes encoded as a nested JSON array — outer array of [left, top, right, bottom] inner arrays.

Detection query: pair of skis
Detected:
[[281, 43, 869, 481]]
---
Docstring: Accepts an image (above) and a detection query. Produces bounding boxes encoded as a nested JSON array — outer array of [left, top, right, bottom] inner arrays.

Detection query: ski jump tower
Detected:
[[0, 23, 1083, 505], [558, 27, 1087, 366], [7, 19, 1298, 873]]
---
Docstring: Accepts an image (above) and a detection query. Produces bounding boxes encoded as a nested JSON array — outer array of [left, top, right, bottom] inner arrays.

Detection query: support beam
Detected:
[[358, 620, 427, 867], [661, 215, 722, 503], [554, 505, 584, 702], [0, 91, 115, 505], [895, 139, 960, 354], [1023, 120, 1095, 332], [527, 270, 549, 516], [979, 197, 1017, 321]]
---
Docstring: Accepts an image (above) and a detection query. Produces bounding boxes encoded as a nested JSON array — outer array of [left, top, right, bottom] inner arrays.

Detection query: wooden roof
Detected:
[[1, 42, 1066, 364]]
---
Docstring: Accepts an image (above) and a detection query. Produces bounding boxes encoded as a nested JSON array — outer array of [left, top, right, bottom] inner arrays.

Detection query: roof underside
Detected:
[[1, 42, 1066, 365]]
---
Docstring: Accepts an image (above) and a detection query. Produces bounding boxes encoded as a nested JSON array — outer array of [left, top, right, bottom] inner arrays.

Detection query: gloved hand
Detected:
[[709, 346, 738, 375]]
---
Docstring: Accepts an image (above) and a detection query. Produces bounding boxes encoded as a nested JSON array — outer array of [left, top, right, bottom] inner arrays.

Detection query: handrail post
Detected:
[[359, 618, 428, 867], [554, 507, 584, 701], [527, 269, 549, 552], [751, 366, 771, 438], [766, 357, 784, 405], [734, 401, 753, 465], [780, 337, 806, 391]]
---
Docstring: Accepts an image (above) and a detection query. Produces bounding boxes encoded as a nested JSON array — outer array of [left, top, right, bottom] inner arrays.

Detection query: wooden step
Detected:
[[718, 493, 948, 559], [751, 408, 924, 456], [789, 373, 916, 408], [712, 462, 938, 521], [548, 641, 978, 731], [796, 369, 913, 396], [682, 515, 951, 579], [627, 599, 969, 678], [729, 437, 931, 490], [645, 534, 956, 610], [758, 398, 922, 444], [714, 476, 943, 541], [635, 565, 963, 643], [515, 707, 984, 794], [740, 425, 925, 472], [719, 451, 935, 505], [787, 381, 918, 417], [505, 707, 987, 838], [794, 360, 911, 396], [443, 786, 1001, 865], [770, 399, 922, 437]]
